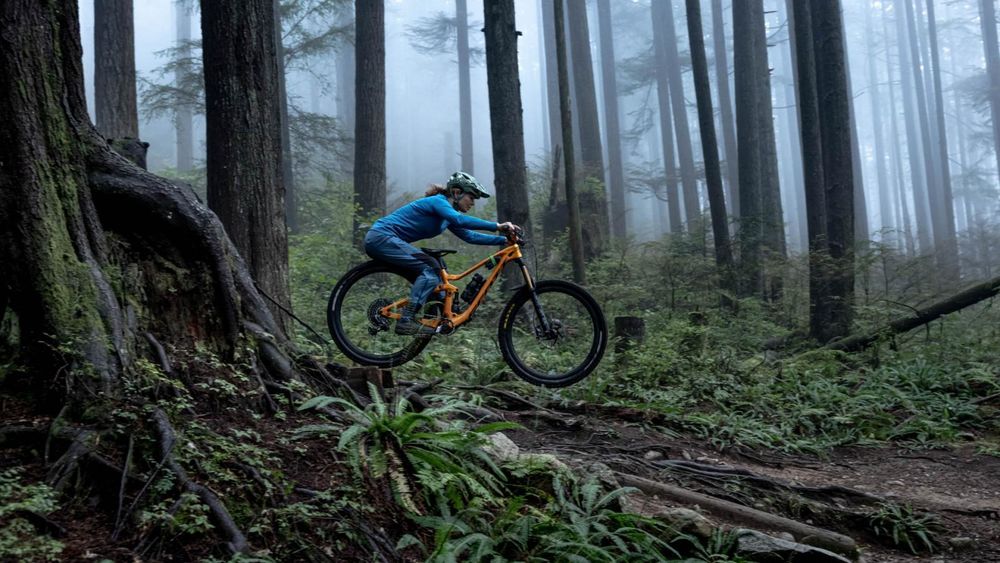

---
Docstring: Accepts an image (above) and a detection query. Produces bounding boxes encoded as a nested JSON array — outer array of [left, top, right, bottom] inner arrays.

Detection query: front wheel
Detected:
[[498, 280, 607, 387]]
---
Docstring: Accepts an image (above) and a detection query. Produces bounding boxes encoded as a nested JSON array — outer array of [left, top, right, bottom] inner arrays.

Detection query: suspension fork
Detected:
[[515, 258, 552, 334]]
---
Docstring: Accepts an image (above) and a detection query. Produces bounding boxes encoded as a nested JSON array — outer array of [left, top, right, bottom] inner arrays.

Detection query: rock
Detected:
[[735, 529, 852, 563], [777, 532, 796, 542], [948, 537, 974, 550], [643, 450, 663, 461], [485, 432, 519, 461], [586, 462, 643, 513], [652, 507, 714, 540]]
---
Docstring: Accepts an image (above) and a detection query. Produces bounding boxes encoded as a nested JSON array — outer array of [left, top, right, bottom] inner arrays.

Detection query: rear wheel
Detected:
[[327, 261, 431, 367], [498, 280, 607, 387]]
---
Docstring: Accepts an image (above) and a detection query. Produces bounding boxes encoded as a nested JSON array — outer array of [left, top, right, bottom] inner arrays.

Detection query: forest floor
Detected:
[[493, 401, 1000, 563]]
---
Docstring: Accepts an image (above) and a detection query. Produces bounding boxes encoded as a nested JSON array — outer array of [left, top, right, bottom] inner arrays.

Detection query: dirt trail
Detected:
[[497, 406, 1000, 562]]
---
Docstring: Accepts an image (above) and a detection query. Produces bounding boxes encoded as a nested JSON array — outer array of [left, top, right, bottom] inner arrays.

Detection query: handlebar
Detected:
[[505, 225, 526, 246]]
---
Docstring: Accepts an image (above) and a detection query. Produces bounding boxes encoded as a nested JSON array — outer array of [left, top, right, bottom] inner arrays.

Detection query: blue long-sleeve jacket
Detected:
[[369, 194, 507, 245]]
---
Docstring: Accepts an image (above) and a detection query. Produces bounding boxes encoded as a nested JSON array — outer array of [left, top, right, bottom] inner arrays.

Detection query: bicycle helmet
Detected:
[[446, 171, 491, 198]]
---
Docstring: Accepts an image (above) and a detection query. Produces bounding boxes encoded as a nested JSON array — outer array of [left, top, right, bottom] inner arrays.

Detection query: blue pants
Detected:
[[364, 230, 441, 308]]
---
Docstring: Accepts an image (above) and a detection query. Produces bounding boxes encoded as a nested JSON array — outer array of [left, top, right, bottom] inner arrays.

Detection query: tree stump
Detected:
[[343, 366, 393, 403], [614, 316, 645, 353]]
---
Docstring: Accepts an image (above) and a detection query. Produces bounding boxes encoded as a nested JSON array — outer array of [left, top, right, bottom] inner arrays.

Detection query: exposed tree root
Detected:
[[615, 471, 860, 558], [150, 408, 248, 554]]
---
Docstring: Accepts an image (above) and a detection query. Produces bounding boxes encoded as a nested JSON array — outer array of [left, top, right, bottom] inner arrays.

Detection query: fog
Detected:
[[78, 0, 1000, 266]]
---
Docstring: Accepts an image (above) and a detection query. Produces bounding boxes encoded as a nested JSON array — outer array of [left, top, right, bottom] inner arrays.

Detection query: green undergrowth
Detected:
[[0, 468, 64, 561], [296, 389, 739, 562]]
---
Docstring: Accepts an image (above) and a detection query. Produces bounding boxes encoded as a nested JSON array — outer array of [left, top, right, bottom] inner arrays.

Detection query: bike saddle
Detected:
[[420, 248, 458, 259]]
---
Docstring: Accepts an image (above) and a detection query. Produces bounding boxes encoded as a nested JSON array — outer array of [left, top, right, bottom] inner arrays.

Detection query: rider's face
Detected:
[[456, 193, 476, 213]]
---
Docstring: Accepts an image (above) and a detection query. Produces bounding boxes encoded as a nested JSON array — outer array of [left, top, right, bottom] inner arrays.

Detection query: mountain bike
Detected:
[[327, 229, 607, 387]]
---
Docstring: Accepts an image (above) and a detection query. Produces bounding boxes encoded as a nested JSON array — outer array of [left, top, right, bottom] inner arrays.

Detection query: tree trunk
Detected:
[[94, 0, 139, 139], [781, 0, 808, 254], [685, 0, 735, 298], [812, 0, 856, 341], [175, 1, 193, 172], [652, 2, 682, 233], [596, 0, 626, 241], [756, 5, 786, 299], [733, 0, 764, 296], [925, 0, 960, 280], [483, 0, 532, 263], [541, 0, 562, 165], [274, 0, 297, 234], [711, 0, 739, 216], [457, 0, 475, 173], [865, 6, 893, 239], [829, 274, 1000, 352], [883, 3, 915, 256], [336, 8, 356, 174], [353, 0, 386, 231], [655, 0, 700, 228], [903, 0, 941, 255], [791, 0, 831, 342], [554, 0, 586, 284], [566, 0, 609, 258], [980, 0, 1000, 178], [894, 0, 933, 252], [201, 0, 290, 328]]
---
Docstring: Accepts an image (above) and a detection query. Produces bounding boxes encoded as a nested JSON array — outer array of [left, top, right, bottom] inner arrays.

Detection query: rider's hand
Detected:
[[497, 222, 517, 235]]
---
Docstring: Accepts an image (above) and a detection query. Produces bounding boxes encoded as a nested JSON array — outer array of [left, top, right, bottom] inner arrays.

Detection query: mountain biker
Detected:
[[363, 172, 520, 336]]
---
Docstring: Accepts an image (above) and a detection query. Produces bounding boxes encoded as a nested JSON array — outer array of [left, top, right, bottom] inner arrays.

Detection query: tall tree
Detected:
[[980, 0, 1000, 178], [566, 0, 609, 258], [94, 0, 139, 138], [651, 1, 682, 233], [353, 0, 385, 234], [541, 0, 561, 161], [596, 0, 626, 240], [274, 0, 297, 234], [883, 3, 916, 256], [685, 0, 734, 296], [654, 0, 700, 227], [175, 1, 193, 172], [457, 0, 474, 173], [925, 0, 960, 279], [483, 0, 531, 258], [894, 0, 933, 252], [790, 0, 830, 341], [336, 8, 356, 161], [733, 0, 766, 296], [711, 0, 739, 213], [903, 0, 946, 262], [815, 0, 856, 339], [201, 0, 289, 326], [554, 0, 585, 283], [757, 7, 786, 291], [866, 3, 893, 238]]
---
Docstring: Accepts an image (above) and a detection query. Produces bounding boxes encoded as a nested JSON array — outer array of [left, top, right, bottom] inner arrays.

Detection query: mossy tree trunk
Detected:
[[353, 0, 386, 237], [0, 1, 368, 554]]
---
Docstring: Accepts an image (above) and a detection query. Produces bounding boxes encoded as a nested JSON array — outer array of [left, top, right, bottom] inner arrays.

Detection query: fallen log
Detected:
[[615, 472, 859, 559], [827, 274, 1000, 352]]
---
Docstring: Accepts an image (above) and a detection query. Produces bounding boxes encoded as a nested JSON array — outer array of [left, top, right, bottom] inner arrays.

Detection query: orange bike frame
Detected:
[[379, 243, 532, 330]]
